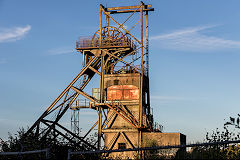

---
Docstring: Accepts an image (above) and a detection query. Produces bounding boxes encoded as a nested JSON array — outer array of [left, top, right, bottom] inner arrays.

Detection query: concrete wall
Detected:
[[103, 73, 186, 159], [143, 132, 186, 146], [104, 73, 141, 89], [104, 131, 186, 159], [106, 105, 139, 129]]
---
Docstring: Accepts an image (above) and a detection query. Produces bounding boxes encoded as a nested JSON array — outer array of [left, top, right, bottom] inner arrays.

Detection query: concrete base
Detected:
[[105, 131, 186, 159]]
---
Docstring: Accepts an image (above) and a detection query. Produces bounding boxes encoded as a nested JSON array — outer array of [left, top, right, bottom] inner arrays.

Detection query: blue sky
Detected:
[[1, 0, 240, 143]]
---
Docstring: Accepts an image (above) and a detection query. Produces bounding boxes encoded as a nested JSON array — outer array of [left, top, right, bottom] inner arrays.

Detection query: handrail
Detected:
[[76, 36, 136, 50], [67, 139, 240, 158], [110, 65, 147, 75], [0, 148, 50, 159]]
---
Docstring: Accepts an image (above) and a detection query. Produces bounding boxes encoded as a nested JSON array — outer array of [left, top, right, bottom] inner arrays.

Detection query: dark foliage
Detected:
[[0, 127, 98, 160], [177, 114, 240, 159], [2, 115, 240, 159]]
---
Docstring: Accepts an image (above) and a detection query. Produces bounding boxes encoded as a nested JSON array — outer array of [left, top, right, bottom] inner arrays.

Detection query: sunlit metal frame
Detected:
[[25, 1, 154, 157]]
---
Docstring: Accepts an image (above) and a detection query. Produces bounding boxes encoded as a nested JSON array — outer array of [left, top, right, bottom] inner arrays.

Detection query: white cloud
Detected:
[[47, 47, 74, 55], [0, 25, 31, 43], [150, 25, 240, 52], [0, 58, 7, 64]]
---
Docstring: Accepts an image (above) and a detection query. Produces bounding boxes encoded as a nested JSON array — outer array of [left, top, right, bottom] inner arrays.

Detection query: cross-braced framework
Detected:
[[25, 1, 155, 156]]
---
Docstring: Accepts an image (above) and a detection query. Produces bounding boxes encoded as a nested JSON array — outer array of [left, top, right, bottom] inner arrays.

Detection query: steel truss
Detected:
[[25, 1, 154, 156]]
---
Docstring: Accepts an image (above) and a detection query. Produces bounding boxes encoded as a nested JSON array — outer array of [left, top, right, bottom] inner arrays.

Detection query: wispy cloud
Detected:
[[0, 25, 31, 43], [150, 25, 240, 52], [47, 47, 74, 55], [0, 58, 7, 64]]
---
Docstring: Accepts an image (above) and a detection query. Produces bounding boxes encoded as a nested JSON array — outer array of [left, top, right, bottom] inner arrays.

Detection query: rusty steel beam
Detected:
[[98, 6, 103, 150], [26, 56, 98, 135], [120, 132, 135, 149], [76, 45, 132, 50], [40, 93, 79, 140], [25, 2, 155, 157], [26, 55, 101, 140], [105, 103, 139, 129], [101, 6, 142, 45], [106, 5, 152, 11], [109, 8, 154, 14], [106, 113, 118, 129], [102, 129, 137, 133], [102, 111, 116, 129], [83, 121, 98, 139], [104, 49, 130, 66], [71, 86, 97, 102], [138, 2, 144, 157], [70, 105, 90, 109], [105, 132, 120, 150], [89, 66, 101, 75], [42, 119, 96, 149], [41, 120, 96, 150], [106, 13, 142, 45], [118, 102, 139, 126]]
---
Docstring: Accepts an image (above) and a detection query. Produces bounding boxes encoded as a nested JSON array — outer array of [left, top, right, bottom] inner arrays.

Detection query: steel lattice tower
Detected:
[[25, 2, 162, 158]]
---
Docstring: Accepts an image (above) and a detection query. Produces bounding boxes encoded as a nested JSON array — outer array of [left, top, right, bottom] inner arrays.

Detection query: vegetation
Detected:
[[0, 127, 98, 160], [143, 138, 159, 159], [1, 115, 240, 159], [142, 114, 240, 159], [174, 114, 240, 159]]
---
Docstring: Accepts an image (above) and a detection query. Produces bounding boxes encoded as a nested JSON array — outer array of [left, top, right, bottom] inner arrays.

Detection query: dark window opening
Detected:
[[118, 143, 126, 149], [114, 79, 119, 85]]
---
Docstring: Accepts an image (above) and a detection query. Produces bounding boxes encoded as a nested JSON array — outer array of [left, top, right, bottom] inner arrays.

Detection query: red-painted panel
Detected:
[[107, 85, 139, 100]]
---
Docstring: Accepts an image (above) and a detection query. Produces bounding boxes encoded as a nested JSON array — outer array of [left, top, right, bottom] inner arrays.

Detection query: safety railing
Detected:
[[70, 99, 90, 109], [76, 36, 136, 50], [154, 122, 163, 132], [110, 65, 147, 76], [0, 148, 50, 159], [67, 139, 240, 160]]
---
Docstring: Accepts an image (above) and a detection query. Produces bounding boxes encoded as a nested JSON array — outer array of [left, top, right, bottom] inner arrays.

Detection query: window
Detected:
[[118, 143, 126, 149], [114, 79, 119, 85]]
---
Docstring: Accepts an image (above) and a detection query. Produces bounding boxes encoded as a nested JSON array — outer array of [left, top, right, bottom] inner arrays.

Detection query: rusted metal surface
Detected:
[[106, 5, 152, 11], [109, 65, 147, 76], [108, 8, 154, 14], [76, 36, 133, 49], [104, 102, 139, 129], [139, 2, 144, 151], [104, 73, 140, 87], [107, 85, 139, 101], [103, 4, 154, 14], [26, 2, 155, 158], [76, 26, 136, 50]]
